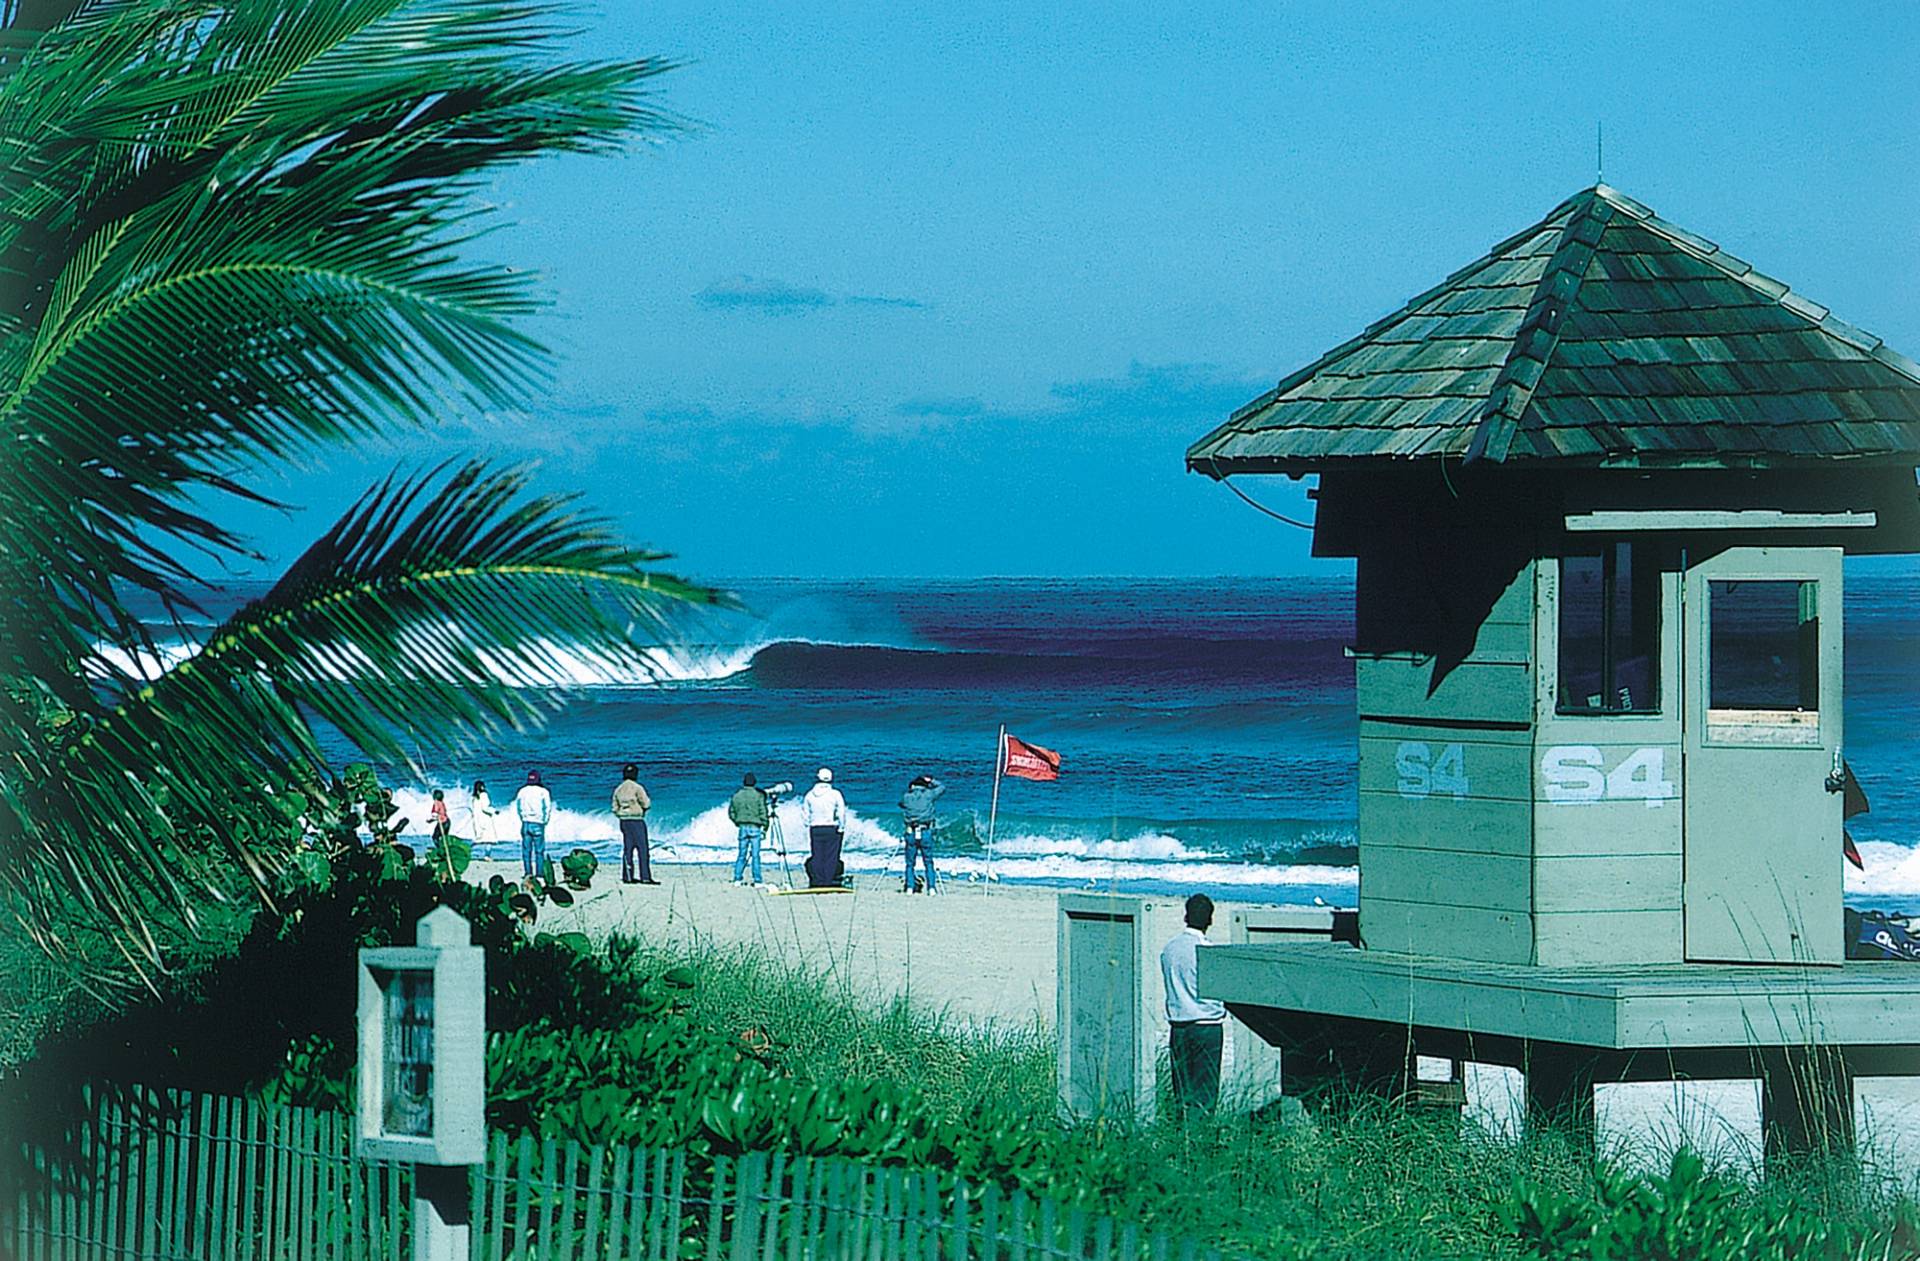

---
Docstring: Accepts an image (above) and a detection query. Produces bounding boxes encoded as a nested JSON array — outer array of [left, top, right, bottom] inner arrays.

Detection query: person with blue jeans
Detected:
[[727, 772, 770, 885], [514, 769, 553, 880], [898, 775, 945, 893]]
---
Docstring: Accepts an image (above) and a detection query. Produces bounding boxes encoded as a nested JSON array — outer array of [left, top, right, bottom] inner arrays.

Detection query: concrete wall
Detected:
[[1227, 906, 1346, 1109]]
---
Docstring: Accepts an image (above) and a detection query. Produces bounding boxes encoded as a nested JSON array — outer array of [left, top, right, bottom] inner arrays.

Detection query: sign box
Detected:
[[356, 906, 486, 1165]]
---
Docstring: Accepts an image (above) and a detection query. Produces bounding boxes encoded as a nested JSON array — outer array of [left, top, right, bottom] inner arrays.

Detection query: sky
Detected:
[[240, 2, 1920, 579]]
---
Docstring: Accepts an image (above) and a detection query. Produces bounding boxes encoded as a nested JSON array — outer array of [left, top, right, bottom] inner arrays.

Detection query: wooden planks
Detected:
[[1356, 658, 1534, 725], [1356, 895, 1533, 963], [1535, 909, 1683, 965], [1361, 846, 1532, 914]]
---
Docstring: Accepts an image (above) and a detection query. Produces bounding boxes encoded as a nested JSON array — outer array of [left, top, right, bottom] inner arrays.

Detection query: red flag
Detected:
[[1844, 829, 1864, 871], [1002, 733, 1061, 782]]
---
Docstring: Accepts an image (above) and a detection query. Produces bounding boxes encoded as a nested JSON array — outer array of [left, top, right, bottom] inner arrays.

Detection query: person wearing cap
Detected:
[[1160, 893, 1227, 1116], [612, 763, 656, 885], [897, 775, 946, 893], [802, 767, 847, 888], [515, 770, 554, 881]]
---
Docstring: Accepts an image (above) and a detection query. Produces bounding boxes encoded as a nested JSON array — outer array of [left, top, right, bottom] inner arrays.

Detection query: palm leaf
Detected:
[[7, 463, 724, 975], [0, 1, 699, 969], [0, 0, 680, 678]]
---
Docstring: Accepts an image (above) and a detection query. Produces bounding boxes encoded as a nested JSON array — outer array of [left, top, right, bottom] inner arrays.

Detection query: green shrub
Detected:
[[1501, 1148, 1920, 1261], [560, 848, 598, 889], [1, 767, 605, 1121]]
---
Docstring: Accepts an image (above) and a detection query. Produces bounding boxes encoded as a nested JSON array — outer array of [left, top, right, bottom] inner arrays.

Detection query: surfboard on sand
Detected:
[[765, 885, 853, 896]]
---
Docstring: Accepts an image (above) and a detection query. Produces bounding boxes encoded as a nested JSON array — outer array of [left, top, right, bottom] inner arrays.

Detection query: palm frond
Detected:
[[0, 0, 679, 669], [196, 460, 724, 759], [0, 0, 698, 970], [5, 462, 723, 973]]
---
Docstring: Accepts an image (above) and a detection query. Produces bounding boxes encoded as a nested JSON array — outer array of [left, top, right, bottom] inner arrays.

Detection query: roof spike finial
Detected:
[[1596, 120, 1604, 188]]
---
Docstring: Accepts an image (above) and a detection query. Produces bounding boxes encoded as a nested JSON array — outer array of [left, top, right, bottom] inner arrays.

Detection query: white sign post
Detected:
[[357, 907, 486, 1261]]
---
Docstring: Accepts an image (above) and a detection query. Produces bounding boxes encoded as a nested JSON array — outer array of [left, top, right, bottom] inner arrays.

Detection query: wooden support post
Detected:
[[1759, 1048, 1855, 1162], [1523, 1047, 1597, 1151], [412, 1163, 470, 1261]]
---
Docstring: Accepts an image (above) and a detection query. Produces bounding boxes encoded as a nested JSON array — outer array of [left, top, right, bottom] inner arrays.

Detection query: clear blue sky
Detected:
[[244, 2, 1920, 579]]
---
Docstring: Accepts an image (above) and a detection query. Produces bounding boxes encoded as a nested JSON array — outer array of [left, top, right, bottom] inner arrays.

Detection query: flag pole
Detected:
[[985, 724, 1005, 891]]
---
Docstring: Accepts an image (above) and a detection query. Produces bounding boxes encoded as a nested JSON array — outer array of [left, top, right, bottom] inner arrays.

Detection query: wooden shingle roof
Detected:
[[1187, 185, 1920, 475]]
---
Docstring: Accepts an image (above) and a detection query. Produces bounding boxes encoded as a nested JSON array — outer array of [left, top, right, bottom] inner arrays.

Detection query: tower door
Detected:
[[1682, 546, 1843, 964]]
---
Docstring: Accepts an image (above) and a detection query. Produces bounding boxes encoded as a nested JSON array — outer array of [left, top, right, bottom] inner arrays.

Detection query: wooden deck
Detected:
[[1201, 941, 1920, 1060]]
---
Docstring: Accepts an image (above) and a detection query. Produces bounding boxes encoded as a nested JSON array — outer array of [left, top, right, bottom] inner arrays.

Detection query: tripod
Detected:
[[765, 795, 794, 890]]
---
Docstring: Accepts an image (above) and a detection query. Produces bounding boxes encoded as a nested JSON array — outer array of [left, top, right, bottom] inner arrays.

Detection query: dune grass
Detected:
[[646, 937, 1920, 1260], [8, 876, 1917, 1258]]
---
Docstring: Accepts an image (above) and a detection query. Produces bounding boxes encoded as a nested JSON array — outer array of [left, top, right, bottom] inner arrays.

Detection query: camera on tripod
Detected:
[[762, 780, 794, 800]]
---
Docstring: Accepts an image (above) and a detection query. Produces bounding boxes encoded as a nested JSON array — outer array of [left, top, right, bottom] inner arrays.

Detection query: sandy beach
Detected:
[[478, 860, 1154, 1028]]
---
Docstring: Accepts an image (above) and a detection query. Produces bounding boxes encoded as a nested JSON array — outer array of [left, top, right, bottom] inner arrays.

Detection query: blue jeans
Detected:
[[521, 821, 548, 880], [904, 823, 938, 891], [734, 825, 765, 883]]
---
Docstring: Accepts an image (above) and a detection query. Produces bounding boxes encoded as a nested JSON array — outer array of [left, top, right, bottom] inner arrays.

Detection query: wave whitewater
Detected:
[[383, 786, 1358, 894], [86, 633, 938, 687], [375, 785, 1920, 900]]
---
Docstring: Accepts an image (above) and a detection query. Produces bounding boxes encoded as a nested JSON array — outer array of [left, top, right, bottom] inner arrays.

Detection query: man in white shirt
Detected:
[[802, 767, 847, 888], [1160, 893, 1227, 1115], [514, 769, 554, 881]]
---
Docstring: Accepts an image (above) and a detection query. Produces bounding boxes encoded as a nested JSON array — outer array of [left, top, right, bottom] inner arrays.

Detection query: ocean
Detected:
[[379, 576, 1368, 898], [132, 567, 1920, 904]]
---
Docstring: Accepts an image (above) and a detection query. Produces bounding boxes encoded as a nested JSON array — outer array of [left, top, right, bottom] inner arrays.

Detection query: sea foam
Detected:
[[383, 785, 1356, 892]]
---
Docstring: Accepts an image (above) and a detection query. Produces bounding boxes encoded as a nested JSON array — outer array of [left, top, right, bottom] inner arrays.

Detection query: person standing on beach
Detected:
[[1160, 893, 1226, 1116], [728, 773, 770, 886], [803, 768, 847, 888], [428, 789, 451, 844], [515, 770, 553, 881], [612, 763, 657, 885], [469, 779, 499, 846], [897, 775, 945, 893]]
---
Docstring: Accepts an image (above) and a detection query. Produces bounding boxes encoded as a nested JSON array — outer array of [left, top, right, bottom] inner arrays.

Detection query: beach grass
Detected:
[[644, 935, 1920, 1260], [9, 873, 1917, 1259]]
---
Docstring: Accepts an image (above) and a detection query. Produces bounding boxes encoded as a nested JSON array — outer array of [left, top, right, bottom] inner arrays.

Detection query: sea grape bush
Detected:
[[6, 783, 1133, 1211], [480, 1014, 1134, 1208], [4, 765, 609, 1118], [1500, 1148, 1920, 1261], [560, 847, 599, 889]]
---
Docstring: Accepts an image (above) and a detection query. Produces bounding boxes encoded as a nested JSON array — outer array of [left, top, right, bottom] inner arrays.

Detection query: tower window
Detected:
[[1558, 542, 1661, 715]]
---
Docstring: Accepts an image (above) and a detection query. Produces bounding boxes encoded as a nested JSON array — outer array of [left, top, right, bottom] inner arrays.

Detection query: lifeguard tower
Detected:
[[1186, 185, 1920, 1156]]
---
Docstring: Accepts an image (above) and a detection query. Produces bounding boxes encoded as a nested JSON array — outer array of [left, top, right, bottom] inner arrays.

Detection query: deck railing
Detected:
[[2, 1087, 1227, 1260]]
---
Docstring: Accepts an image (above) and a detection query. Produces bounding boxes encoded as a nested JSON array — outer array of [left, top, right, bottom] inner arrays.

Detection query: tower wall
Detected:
[[1352, 524, 1539, 962]]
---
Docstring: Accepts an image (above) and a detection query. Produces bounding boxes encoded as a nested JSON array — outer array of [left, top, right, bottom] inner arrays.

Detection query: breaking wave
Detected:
[[91, 630, 1357, 692]]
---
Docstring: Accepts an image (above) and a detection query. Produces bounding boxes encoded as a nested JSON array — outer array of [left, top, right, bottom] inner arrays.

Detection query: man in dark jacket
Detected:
[[897, 775, 946, 893], [728, 773, 770, 886]]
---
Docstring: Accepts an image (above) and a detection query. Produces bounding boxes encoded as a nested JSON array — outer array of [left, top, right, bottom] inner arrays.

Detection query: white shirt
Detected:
[[470, 790, 498, 843], [514, 783, 553, 825], [1161, 927, 1226, 1024], [803, 783, 846, 828]]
